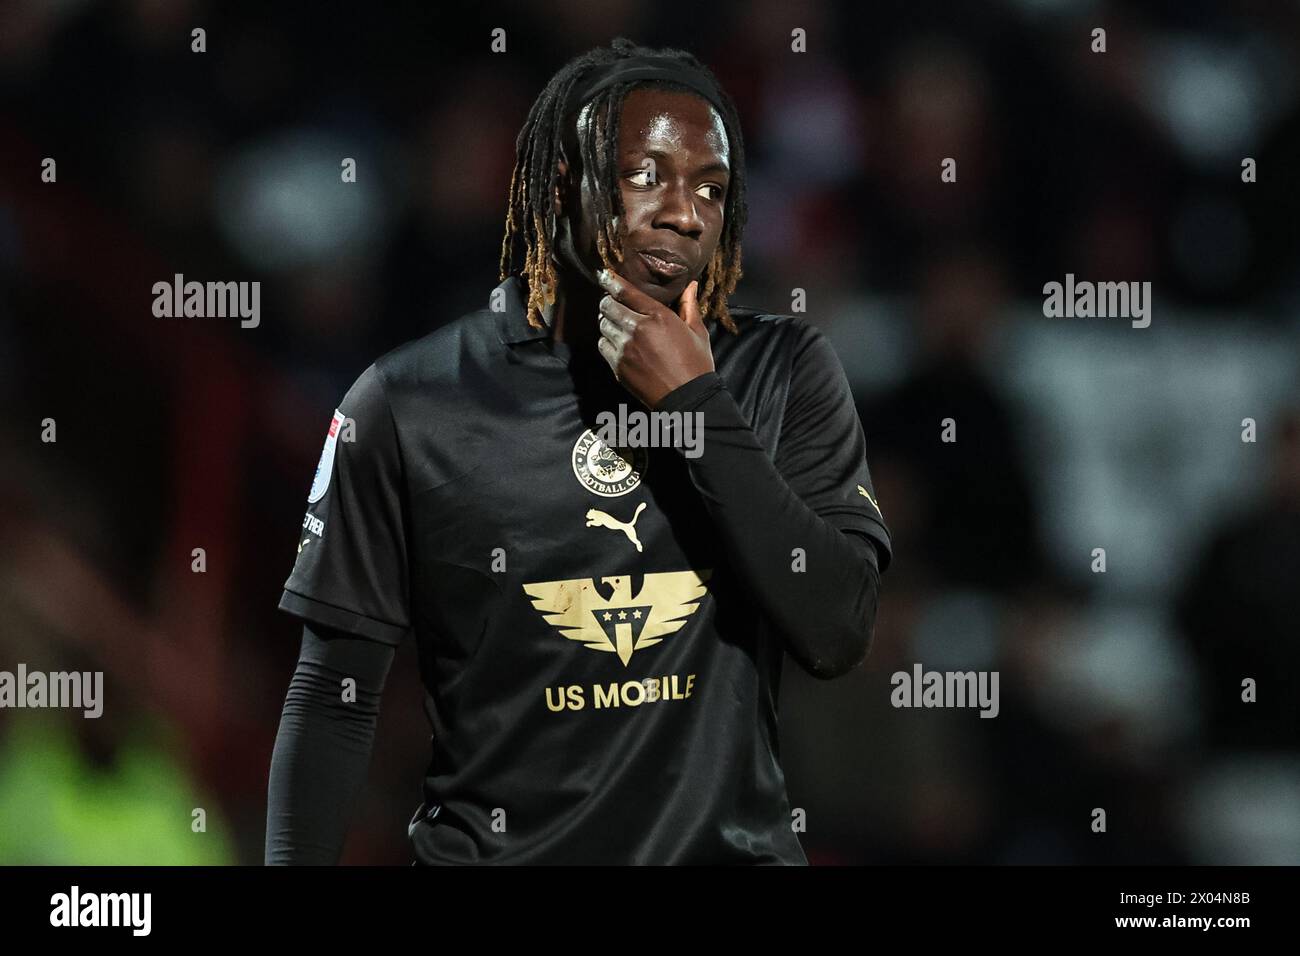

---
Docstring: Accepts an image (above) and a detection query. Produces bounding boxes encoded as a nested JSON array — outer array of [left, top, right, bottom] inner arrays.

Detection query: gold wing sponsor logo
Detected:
[[857, 484, 883, 517], [572, 428, 647, 497], [523, 569, 711, 666]]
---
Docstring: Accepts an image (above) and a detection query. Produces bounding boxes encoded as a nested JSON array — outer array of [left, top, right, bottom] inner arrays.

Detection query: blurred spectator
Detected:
[[856, 245, 1050, 593], [1175, 409, 1300, 755]]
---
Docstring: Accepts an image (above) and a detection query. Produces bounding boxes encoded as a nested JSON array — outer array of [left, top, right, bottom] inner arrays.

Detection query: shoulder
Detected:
[[718, 306, 836, 371], [371, 306, 499, 392], [328, 306, 502, 435], [726, 305, 824, 343], [723, 307, 859, 429]]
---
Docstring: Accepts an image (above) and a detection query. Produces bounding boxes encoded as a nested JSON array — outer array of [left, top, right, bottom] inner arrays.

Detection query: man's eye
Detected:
[[627, 168, 654, 187], [696, 183, 724, 202]]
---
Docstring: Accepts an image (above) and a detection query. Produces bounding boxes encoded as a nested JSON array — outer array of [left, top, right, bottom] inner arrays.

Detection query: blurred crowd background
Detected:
[[1, 0, 1298, 865]]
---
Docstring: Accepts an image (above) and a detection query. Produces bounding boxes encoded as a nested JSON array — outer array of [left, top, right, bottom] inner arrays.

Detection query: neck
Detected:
[[545, 263, 603, 352]]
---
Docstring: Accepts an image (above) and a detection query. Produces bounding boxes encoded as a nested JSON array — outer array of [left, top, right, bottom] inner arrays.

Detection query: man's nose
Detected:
[[653, 181, 704, 236]]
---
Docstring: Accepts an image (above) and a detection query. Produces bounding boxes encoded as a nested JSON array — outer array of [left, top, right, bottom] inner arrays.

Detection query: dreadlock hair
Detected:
[[498, 37, 748, 333]]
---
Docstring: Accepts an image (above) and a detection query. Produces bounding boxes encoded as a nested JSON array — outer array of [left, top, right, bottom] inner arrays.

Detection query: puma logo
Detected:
[[586, 502, 647, 552], [857, 484, 883, 517]]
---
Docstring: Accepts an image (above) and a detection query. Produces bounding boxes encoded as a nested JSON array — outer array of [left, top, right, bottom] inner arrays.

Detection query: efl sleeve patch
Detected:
[[307, 409, 345, 503]]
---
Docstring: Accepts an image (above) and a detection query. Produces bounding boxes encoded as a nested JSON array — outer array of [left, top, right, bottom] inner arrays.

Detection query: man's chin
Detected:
[[633, 271, 696, 310], [635, 279, 679, 307]]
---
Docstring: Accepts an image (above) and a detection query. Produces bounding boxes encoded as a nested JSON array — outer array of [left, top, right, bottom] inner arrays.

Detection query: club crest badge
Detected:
[[571, 428, 647, 497]]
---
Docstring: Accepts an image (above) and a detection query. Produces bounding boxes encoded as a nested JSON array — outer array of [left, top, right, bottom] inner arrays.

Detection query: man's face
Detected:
[[556, 87, 731, 307]]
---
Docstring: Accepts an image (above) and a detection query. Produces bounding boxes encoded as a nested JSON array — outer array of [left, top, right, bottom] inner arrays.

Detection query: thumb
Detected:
[[679, 280, 706, 339]]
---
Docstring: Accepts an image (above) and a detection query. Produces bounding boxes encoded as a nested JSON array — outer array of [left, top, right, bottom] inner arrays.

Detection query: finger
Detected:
[[596, 268, 658, 315], [600, 295, 644, 332], [596, 334, 620, 375], [679, 280, 707, 338], [598, 315, 630, 349]]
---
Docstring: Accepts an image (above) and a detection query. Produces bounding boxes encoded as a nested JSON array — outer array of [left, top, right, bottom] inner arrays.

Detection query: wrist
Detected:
[[655, 371, 723, 412]]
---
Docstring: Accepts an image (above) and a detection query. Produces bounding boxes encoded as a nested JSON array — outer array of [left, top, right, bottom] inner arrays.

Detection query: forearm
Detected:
[[659, 373, 882, 678], [265, 623, 395, 864]]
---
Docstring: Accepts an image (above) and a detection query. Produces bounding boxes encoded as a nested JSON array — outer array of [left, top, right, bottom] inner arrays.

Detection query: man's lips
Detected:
[[636, 249, 690, 280]]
